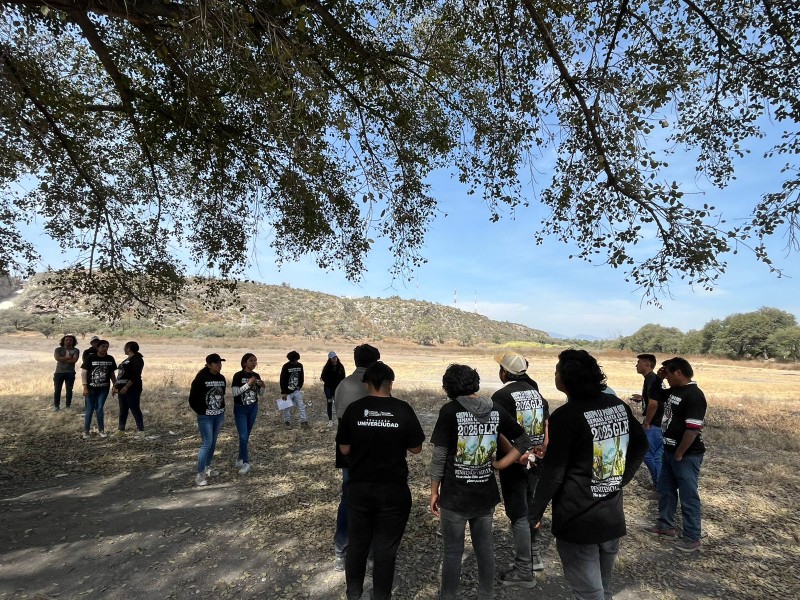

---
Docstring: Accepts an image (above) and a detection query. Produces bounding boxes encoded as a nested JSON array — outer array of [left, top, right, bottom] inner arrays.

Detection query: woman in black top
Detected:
[[113, 341, 145, 436], [231, 353, 265, 475], [320, 351, 346, 427]]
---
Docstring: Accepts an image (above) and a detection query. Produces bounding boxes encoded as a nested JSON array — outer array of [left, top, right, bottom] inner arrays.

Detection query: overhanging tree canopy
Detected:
[[1, 0, 798, 319]]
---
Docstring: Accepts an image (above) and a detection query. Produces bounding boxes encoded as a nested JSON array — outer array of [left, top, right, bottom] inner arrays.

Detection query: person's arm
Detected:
[[674, 430, 700, 461], [430, 480, 441, 517], [298, 366, 305, 390], [622, 409, 648, 485], [408, 445, 423, 454], [648, 370, 669, 402], [643, 399, 658, 430], [109, 359, 117, 386], [188, 376, 206, 414], [529, 413, 571, 525], [54, 349, 67, 364], [492, 447, 522, 470]]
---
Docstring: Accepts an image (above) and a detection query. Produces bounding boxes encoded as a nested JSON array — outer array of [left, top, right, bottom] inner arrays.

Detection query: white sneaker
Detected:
[[195, 473, 207, 486], [81, 432, 90, 439], [235, 459, 244, 469], [327, 420, 333, 429], [205, 466, 220, 477], [98, 431, 108, 438], [239, 463, 251, 475]]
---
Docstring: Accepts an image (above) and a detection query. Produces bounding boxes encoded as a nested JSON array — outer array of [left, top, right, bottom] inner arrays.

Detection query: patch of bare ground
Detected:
[[1, 335, 799, 599]]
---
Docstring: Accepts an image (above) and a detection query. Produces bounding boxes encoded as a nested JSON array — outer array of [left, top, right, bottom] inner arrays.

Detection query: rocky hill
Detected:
[[2, 277, 554, 346]]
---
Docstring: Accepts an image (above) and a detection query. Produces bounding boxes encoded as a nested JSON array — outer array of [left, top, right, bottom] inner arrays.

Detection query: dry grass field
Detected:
[[1, 334, 799, 600]]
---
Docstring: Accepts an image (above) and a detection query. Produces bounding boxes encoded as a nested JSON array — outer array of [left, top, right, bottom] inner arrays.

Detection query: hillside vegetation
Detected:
[[0, 276, 553, 347]]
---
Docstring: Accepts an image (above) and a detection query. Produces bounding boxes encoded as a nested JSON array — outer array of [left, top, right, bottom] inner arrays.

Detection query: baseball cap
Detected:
[[205, 353, 226, 364], [328, 351, 337, 359], [90, 335, 100, 342], [493, 352, 527, 375]]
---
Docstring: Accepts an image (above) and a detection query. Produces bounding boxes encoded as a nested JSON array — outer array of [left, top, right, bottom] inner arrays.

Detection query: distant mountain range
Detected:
[[1, 276, 573, 346]]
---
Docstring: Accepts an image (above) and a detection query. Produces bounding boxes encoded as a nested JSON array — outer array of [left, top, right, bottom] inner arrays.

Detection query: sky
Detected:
[[233, 145, 800, 339], [14, 140, 800, 341]]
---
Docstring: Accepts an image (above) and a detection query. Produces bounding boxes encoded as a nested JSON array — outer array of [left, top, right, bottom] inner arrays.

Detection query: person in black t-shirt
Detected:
[[629, 353, 664, 491], [491, 352, 550, 584], [530, 349, 647, 600], [645, 357, 707, 552], [80, 340, 117, 439], [430, 364, 531, 600], [112, 341, 145, 435], [336, 362, 425, 600], [231, 353, 265, 475], [279, 350, 308, 428]]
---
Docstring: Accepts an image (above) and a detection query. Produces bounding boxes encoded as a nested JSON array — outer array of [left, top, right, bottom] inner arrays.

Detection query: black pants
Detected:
[[345, 482, 411, 600]]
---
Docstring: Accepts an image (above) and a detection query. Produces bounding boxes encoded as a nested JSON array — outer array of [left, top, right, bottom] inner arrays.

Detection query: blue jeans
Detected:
[[118, 388, 144, 431], [439, 508, 495, 600], [53, 372, 75, 408], [658, 452, 703, 542], [556, 538, 619, 600], [85, 386, 110, 433], [345, 482, 412, 600], [334, 468, 350, 558], [643, 427, 664, 487], [197, 413, 225, 474], [233, 403, 259, 463]]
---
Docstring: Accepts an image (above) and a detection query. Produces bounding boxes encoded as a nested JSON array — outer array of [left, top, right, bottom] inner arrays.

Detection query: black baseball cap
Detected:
[[205, 353, 226, 364]]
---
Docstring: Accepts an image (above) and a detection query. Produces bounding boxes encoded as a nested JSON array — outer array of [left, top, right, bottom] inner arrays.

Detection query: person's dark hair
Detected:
[[442, 364, 480, 399], [286, 350, 300, 361], [59, 335, 77, 347], [241, 352, 256, 368], [662, 357, 694, 379], [353, 344, 380, 368], [556, 349, 607, 398], [362, 361, 395, 390], [124, 341, 142, 356], [637, 353, 657, 368], [96, 339, 110, 349]]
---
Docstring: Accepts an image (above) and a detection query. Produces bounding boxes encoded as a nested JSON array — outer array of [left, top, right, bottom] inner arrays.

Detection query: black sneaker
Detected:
[[497, 567, 536, 588]]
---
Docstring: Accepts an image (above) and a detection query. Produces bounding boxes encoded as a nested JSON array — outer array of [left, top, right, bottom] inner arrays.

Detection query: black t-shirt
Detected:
[[115, 354, 144, 392], [641, 372, 665, 426], [336, 395, 425, 485], [650, 381, 707, 454], [231, 369, 262, 405], [529, 394, 648, 544], [492, 380, 550, 454], [430, 399, 525, 513], [81, 354, 117, 388]]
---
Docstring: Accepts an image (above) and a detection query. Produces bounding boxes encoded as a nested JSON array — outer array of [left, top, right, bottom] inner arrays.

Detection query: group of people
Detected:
[[188, 350, 347, 485], [52, 335, 145, 438], [53, 337, 708, 599], [329, 345, 707, 600]]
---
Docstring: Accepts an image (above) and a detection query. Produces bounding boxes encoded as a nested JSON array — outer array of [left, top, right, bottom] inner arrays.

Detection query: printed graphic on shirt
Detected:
[[205, 381, 225, 413], [88, 359, 115, 387], [585, 405, 630, 498], [237, 377, 259, 405], [287, 368, 301, 390], [117, 360, 129, 385], [357, 408, 400, 428], [454, 411, 499, 484], [511, 388, 546, 445]]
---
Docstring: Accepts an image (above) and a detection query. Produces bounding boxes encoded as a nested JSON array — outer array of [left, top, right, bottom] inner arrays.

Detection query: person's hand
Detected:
[[657, 367, 667, 379], [517, 452, 531, 466], [533, 520, 541, 529], [532, 445, 546, 459], [281, 394, 287, 400], [675, 453, 683, 462], [248, 376, 257, 387], [642, 422, 651, 431], [112, 387, 118, 396], [429, 492, 440, 517], [83, 385, 89, 397]]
